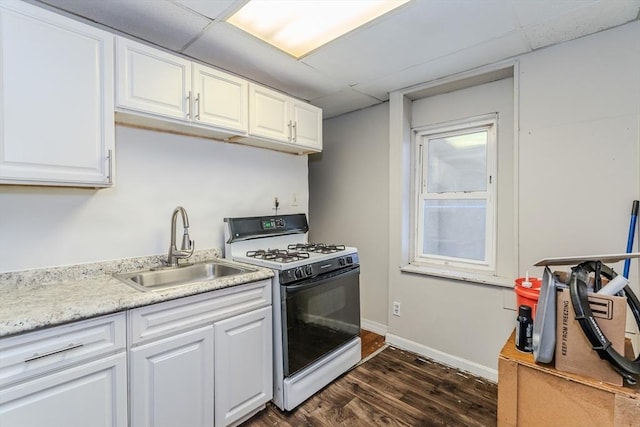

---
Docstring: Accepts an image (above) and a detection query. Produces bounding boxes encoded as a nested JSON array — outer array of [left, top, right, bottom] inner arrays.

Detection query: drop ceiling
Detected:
[[35, 0, 640, 119]]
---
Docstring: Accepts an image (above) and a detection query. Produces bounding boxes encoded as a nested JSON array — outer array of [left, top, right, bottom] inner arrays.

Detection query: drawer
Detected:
[[0, 313, 126, 387], [129, 279, 271, 345]]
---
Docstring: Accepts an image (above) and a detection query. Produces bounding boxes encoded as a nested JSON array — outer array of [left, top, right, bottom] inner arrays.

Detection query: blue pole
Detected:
[[623, 200, 639, 278]]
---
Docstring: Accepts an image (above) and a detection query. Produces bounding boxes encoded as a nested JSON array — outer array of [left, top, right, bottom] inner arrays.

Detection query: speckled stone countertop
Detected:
[[0, 249, 274, 338]]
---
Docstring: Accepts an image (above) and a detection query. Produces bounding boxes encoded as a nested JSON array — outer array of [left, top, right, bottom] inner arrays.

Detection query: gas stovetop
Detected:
[[233, 244, 357, 271], [224, 214, 358, 271]]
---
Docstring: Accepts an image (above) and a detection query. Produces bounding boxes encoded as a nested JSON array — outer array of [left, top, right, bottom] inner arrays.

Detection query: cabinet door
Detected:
[[292, 100, 322, 151], [116, 37, 191, 121], [130, 326, 214, 427], [193, 64, 248, 133], [0, 1, 114, 187], [249, 84, 290, 143], [214, 306, 272, 427], [0, 353, 127, 427]]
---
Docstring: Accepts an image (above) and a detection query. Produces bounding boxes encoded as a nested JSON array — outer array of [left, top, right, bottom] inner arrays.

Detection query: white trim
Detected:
[[386, 333, 498, 382], [512, 61, 521, 277], [400, 264, 513, 288], [413, 114, 498, 272], [361, 319, 388, 336], [399, 59, 516, 98]]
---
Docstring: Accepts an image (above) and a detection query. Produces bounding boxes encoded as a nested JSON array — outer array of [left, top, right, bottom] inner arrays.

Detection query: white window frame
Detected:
[[411, 113, 498, 273]]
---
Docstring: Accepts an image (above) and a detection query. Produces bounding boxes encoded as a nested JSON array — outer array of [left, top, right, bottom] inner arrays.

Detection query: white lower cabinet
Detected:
[[0, 280, 272, 427], [129, 279, 273, 427], [0, 314, 128, 427], [130, 326, 214, 427], [0, 354, 127, 427], [214, 306, 272, 427]]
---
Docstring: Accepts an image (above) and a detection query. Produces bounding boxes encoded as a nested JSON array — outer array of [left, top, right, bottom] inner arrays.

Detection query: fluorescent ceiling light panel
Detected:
[[227, 0, 410, 58]]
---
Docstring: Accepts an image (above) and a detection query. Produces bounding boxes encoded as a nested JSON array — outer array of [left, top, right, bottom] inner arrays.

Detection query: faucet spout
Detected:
[[167, 206, 195, 267]]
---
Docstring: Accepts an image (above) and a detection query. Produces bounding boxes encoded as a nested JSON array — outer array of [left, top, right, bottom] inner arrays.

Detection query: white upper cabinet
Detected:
[[0, 0, 115, 187], [115, 36, 321, 154], [291, 99, 323, 151], [116, 37, 248, 136], [116, 37, 191, 121], [249, 84, 291, 142], [193, 64, 248, 131], [246, 83, 322, 153]]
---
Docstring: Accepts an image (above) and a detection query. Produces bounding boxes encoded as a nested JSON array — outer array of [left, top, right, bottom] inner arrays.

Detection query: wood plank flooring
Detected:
[[242, 332, 497, 426], [359, 329, 386, 359]]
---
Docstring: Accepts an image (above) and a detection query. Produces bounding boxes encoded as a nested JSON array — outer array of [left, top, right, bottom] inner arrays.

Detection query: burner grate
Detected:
[[288, 243, 346, 254], [246, 249, 310, 263]]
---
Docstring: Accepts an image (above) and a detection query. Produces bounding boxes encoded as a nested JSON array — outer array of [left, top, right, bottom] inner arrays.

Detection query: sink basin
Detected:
[[114, 261, 256, 292]]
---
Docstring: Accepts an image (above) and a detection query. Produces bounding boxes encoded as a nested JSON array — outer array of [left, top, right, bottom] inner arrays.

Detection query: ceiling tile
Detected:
[[33, 0, 640, 119], [311, 89, 383, 119], [302, 0, 519, 86], [522, 1, 640, 49], [354, 30, 531, 100], [39, 0, 211, 50], [509, 0, 601, 27], [171, 0, 238, 20], [184, 22, 344, 100]]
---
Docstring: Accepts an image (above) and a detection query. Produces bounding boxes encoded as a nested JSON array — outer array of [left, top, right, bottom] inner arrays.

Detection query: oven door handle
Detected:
[[283, 266, 360, 293]]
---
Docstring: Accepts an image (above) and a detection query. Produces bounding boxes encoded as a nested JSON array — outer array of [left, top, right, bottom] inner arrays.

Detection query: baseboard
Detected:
[[361, 319, 388, 336], [386, 334, 498, 382]]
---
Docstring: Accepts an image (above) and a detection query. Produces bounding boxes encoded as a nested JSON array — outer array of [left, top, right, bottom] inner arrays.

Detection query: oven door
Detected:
[[281, 266, 360, 377]]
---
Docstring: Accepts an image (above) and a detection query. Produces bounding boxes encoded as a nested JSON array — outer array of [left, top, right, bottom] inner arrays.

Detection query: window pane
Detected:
[[423, 199, 486, 261], [426, 131, 487, 193]]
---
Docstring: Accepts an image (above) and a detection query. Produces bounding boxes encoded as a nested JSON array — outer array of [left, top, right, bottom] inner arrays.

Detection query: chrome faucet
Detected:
[[167, 206, 194, 267]]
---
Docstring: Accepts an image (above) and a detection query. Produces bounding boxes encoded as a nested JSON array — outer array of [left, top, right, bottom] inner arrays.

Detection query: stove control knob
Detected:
[[305, 265, 313, 276], [339, 258, 346, 266], [346, 256, 353, 264], [294, 268, 303, 279]]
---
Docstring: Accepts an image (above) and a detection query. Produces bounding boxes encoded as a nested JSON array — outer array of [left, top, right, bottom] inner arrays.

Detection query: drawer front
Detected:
[[129, 279, 271, 345], [0, 353, 128, 427], [0, 313, 126, 387]]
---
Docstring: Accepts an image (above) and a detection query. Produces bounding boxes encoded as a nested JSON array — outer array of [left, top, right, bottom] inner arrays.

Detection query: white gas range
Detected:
[[224, 214, 361, 411]]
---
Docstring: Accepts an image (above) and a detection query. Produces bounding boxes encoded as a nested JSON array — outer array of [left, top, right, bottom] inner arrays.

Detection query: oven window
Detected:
[[283, 267, 360, 376]]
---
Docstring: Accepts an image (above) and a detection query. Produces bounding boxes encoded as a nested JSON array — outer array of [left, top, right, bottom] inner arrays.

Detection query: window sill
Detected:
[[400, 263, 514, 288]]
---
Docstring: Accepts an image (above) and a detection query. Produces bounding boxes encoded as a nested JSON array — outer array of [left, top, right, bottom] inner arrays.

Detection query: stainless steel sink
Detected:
[[114, 261, 256, 292]]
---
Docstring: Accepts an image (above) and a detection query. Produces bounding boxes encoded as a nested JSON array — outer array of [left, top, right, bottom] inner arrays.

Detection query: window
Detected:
[[413, 114, 497, 272]]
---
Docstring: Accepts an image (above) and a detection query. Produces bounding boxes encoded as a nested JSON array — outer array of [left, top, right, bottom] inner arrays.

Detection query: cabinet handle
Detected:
[[107, 149, 113, 184], [187, 91, 192, 120], [292, 122, 297, 142], [24, 343, 84, 363], [195, 93, 201, 120], [288, 120, 293, 141]]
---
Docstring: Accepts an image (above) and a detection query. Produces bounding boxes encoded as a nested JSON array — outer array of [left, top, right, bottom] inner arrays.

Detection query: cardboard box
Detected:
[[498, 332, 640, 427], [555, 287, 626, 386]]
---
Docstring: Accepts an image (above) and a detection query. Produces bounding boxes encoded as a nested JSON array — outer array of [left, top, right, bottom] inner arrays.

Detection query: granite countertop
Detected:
[[0, 249, 274, 338]]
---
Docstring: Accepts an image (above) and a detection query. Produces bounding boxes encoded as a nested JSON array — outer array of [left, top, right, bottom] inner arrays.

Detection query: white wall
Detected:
[[0, 126, 309, 272], [411, 78, 516, 280], [316, 20, 640, 380], [385, 78, 517, 378], [517, 21, 640, 273], [309, 103, 390, 332]]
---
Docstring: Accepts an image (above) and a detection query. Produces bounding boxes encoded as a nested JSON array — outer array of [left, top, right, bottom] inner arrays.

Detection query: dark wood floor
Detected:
[[242, 332, 497, 426], [359, 329, 386, 359]]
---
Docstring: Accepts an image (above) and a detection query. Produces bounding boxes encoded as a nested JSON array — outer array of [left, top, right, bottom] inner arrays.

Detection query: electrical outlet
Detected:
[[291, 193, 299, 207], [392, 301, 401, 316]]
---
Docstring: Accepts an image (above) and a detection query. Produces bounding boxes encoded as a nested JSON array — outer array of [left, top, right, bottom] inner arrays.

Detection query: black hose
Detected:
[[569, 261, 640, 384]]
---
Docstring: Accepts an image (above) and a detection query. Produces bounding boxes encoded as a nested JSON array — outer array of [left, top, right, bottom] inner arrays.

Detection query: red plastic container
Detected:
[[514, 277, 542, 320]]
